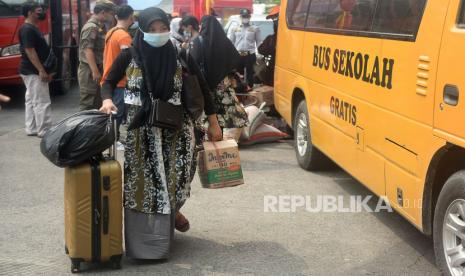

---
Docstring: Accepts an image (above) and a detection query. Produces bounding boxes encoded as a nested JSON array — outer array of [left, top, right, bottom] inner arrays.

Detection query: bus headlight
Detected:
[[1, 44, 20, 57]]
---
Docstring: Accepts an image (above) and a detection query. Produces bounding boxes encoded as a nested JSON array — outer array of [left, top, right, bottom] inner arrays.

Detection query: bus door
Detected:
[[274, 0, 308, 123], [434, 0, 465, 143], [379, 0, 446, 221], [49, 0, 85, 93]]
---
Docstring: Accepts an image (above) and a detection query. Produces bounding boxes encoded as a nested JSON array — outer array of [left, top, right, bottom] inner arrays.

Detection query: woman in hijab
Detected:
[[100, 7, 222, 259], [191, 15, 248, 132], [169, 17, 183, 51]]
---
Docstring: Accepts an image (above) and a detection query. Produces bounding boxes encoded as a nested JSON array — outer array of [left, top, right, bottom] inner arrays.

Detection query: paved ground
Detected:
[[0, 86, 440, 275]]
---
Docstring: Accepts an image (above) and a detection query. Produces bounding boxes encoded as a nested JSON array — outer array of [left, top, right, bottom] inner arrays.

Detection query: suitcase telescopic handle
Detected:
[[110, 111, 117, 160]]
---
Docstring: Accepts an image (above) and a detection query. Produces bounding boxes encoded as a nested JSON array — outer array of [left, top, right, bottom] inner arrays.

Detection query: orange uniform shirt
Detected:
[[101, 27, 132, 88]]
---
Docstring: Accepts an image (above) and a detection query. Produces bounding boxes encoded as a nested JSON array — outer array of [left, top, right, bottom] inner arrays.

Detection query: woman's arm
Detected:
[[101, 49, 132, 101], [100, 49, 132, 114], [182, 51, 222, 141]]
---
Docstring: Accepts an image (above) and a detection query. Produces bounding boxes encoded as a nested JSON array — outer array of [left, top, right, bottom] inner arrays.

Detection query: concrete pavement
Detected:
[[0, 86, 440, 275]]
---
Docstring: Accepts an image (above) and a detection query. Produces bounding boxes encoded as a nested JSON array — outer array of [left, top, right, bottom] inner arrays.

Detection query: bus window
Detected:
[[305, 0, 337, 28], [350, 0, 377, 31], [0, 1, 20, 17], [0, 0, 47, 17], [372, 0, 426, 35], [287, 0, 311, 28], [459, 0, 465, 26], [324, 0, 377, 31], [304, 0, 377, 32]]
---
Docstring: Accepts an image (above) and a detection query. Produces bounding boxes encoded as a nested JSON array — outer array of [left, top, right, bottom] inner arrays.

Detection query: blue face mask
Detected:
[[141, 30, 170, 48]]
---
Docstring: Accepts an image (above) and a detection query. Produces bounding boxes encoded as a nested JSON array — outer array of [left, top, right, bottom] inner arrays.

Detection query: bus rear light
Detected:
[[1, 44, 20, 57]]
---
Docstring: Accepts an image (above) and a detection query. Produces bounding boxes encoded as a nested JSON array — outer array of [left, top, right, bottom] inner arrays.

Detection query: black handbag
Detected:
[[147, 97, 183, 130], [128, 47, 184, 130], [180, 47, 205, 120]]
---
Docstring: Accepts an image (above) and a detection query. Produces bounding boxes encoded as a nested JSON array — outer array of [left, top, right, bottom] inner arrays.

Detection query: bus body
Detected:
[[275, 0, 465, 274], [0, 0, 49, 85], [0, 0, 97, 93], [173, 0, 253, 19]]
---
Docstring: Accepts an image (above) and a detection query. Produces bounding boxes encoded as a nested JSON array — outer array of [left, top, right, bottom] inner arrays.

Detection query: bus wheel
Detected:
[[434, 171, 465, 276], [294, 100, 329, 171]]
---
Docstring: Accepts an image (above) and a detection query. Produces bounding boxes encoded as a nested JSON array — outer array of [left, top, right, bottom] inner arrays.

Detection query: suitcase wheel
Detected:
[[111, 256, 122, 270], [112, 260, 121, 270], [71, 260, 80, 273], [65, 245, 69, 255]]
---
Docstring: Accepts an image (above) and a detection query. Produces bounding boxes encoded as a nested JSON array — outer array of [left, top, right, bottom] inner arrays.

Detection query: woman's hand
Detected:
[[207, 115, 222, 141], [99, 99, 117, 114]]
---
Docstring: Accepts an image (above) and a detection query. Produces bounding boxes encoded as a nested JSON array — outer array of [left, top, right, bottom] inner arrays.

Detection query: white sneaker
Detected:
[[116, 141, 125, 151]]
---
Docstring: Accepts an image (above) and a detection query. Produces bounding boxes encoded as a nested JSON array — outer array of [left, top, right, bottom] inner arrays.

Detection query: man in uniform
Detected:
[[227, 8, 262, 90], [78, 0, 116, 111]]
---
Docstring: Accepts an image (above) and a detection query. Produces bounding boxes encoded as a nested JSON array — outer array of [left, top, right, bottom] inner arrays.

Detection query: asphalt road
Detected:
[[0, 86, 440, 275]]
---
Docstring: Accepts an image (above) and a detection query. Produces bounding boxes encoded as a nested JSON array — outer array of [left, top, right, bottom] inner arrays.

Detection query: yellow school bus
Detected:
[[275, 0, 465, 274]]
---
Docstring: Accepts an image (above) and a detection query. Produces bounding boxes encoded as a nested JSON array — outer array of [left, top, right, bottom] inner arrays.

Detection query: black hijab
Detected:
[[133, 7, 177, 101], [128, 7, 177, 130], [192, 15, 240, 90]]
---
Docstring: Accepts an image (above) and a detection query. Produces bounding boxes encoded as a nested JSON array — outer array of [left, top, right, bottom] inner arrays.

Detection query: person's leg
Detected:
[[122, 103, 128, 125], [31, 75, 52, 137], [21, 75, 37, 135], [245, 53, 256, 88], [236, 55, 246, 77], [112, 87, 125, 141], [93, 65, 103, 109], [94, 85, 103, 110], [78, 63, 97, 111]]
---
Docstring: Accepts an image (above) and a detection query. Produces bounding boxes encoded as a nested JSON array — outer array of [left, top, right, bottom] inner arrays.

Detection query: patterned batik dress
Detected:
[[214, 78, 248, 129], [123, 58, 195, 215]]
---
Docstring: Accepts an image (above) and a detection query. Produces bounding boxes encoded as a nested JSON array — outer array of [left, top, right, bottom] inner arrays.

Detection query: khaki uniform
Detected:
[[78, 17, 106, 111]]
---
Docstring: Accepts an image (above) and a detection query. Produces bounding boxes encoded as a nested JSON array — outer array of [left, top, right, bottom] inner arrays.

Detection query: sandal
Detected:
[[175, 212, 190, 232]]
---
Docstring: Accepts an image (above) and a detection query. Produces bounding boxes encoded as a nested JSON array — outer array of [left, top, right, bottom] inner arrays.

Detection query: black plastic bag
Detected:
[[40, 110, 115, 167]]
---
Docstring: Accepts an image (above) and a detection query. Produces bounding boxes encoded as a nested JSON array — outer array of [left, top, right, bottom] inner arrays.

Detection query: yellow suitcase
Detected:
[[64, 122, 123, 274]]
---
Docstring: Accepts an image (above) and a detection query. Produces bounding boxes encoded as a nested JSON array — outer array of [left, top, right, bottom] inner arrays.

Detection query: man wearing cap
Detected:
[[78, 0, 116, 111], [227, 8, 261, 90]]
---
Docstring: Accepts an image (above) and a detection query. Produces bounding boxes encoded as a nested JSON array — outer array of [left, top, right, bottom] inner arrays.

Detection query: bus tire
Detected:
[[293, 100, 330, 171], [433, 170, 465, 276]]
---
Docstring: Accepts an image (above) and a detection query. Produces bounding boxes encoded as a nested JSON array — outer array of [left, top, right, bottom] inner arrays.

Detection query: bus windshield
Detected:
[[0, 0, 46, 17]]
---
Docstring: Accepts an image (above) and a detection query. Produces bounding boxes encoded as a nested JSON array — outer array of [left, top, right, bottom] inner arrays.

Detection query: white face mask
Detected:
[[141, 30, 170, 47], [241, 18, 250, 25]]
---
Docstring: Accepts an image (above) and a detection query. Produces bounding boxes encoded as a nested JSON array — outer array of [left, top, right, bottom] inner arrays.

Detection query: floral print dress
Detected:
[[123, 58, 195, 215], [213, 78, 248, 129]]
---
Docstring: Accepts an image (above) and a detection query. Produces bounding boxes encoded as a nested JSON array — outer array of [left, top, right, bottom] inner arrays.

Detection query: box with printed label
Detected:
[[198, 140, 244, 189]]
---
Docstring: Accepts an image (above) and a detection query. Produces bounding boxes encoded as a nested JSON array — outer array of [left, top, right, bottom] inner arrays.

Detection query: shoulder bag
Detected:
[[129, 47, 183, 130]]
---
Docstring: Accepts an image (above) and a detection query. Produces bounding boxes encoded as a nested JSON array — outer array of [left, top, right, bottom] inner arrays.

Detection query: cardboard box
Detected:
[[249, 85, 274, 106], [198, 140, 244, 189]]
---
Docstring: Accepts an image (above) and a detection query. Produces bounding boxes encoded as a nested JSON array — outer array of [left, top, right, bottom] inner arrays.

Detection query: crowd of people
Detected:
[[16, 0, 279, 260]]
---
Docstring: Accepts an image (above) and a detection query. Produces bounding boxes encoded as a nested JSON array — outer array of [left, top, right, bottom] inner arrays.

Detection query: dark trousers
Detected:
[[237, 53, 256, 88]]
